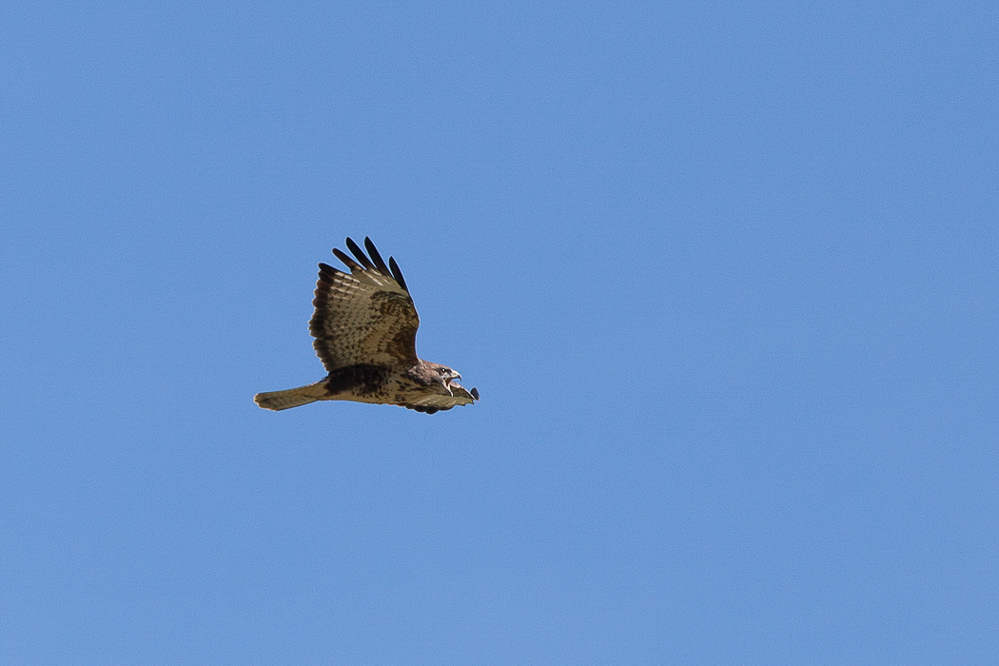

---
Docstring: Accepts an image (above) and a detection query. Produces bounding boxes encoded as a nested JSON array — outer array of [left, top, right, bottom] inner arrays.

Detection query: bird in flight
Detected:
[[254, 237, 479, 414]]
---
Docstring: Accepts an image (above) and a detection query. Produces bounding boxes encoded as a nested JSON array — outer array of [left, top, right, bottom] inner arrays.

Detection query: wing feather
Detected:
[[346, 237, 376, 270], [331, 248, 363, 273], [364, 237, 392, 276], [388, 256, 408, 292]]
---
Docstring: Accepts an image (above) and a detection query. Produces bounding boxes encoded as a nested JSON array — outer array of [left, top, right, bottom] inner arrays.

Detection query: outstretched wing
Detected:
[[309, 237, 420, 371], [403, 385, 480, 414]]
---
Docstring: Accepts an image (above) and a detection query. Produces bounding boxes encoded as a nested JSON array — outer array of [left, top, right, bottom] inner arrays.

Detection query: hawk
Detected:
[[254, 237, 479, 414]]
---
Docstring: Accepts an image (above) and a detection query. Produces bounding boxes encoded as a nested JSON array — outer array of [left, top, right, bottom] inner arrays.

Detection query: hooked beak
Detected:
[[441, 372, 460, 396]]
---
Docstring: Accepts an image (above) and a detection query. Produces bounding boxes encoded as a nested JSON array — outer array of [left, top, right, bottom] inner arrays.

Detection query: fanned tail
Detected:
[[254, 381, 328, 411]]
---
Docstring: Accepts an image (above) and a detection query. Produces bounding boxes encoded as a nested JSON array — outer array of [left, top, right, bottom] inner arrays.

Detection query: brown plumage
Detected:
[[254, 237, 479, 414]]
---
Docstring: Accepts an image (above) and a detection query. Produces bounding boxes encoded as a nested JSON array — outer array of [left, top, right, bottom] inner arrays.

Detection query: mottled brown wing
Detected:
[[402, 384, 479, 414], [309, 237, 420, 371]]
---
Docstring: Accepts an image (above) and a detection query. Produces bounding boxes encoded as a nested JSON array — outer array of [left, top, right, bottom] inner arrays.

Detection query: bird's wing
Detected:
[[402, 384, 479, 414], [309, 237, 420, 371]]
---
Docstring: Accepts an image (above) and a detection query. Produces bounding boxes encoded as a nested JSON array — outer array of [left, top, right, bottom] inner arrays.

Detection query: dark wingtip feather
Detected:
[[318, 262, 342, 275], [331, 247, 363, 272], [364, 237, 391, 275], [388, 256, 408, 291], [345, 237, 375, 270], [317, 262, 342, 283], [471, 387, 479, 400]]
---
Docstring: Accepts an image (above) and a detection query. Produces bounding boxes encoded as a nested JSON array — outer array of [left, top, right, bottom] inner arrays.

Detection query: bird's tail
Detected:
[[254, 381, 328, 411]]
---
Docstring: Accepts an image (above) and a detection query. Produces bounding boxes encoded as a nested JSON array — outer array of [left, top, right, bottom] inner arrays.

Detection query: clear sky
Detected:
[[2, 2, 997, 664]]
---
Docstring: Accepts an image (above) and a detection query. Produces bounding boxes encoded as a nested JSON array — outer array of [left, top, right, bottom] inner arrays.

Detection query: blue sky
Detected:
[[2, 2, 997, 663]]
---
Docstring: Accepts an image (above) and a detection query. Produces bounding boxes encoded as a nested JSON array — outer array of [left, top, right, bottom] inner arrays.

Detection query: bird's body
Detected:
[[254, 237, 478, 414]]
